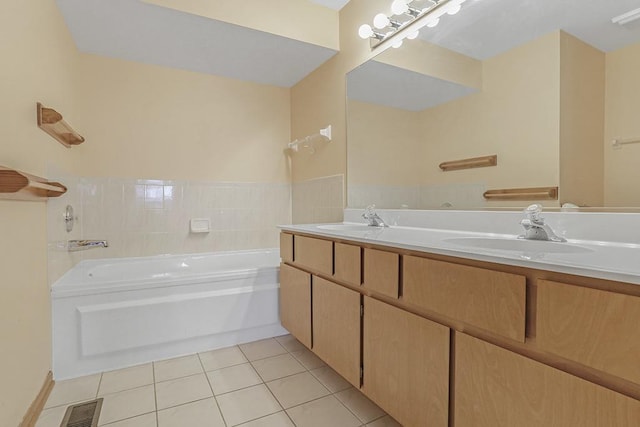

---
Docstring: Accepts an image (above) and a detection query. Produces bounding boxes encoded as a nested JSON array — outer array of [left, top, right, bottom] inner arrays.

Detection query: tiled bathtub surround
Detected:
[[292, 175, 344, 224], [48, 176, 291, 284]]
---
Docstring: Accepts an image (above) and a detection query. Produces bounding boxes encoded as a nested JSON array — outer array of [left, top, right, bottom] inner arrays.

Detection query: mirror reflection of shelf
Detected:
[[439, 155, 497, 172], [483, 187, 558, 201], [0, 166, 67, 201], [37, 102, 85, 148]]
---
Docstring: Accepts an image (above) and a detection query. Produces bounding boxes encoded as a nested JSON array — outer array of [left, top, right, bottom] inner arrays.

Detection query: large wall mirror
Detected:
[[347, 0, 640, 210]]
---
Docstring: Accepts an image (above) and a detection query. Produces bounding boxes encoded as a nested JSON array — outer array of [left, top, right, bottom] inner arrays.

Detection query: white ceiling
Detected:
[[309, 0, 352, 10], [347, 60, 478, 111], [56, 0, 337, 88], [418, 0, 640, 59]]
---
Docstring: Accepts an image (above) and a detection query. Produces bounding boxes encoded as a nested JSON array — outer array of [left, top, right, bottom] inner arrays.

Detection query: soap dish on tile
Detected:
[[190, 218, 211, 233]]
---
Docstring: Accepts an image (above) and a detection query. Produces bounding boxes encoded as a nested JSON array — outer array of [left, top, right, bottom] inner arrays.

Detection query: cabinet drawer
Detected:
[[403, 256, 526, 342], [363, 248, 399, 299], [334, 243, 361, 286], [294, 235, 333, 276], [537, 280, 640, 385], [455, 332, 640, 427], [280, 233, 293, 263], [279, 264, 312, 348]]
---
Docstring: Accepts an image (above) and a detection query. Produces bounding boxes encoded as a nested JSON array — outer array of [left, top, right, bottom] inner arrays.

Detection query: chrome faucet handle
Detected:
[[523, 204, 543, 223], [519, 204, 566, 242]]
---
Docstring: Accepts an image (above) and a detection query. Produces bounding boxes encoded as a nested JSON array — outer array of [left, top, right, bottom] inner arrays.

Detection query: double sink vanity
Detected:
[[278, 209, 640, 426]]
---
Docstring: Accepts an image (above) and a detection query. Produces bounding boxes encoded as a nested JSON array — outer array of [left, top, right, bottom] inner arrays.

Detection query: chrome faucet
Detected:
[[362, 205, 388, 227], [519, 204, 566, 242], [68, 240, 109, 252]]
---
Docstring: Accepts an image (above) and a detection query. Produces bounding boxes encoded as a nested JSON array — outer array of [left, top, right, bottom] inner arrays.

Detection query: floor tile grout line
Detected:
[[198, 351, 229, 427], [152, 361, 159, 427], [98, 410, 156, 426]]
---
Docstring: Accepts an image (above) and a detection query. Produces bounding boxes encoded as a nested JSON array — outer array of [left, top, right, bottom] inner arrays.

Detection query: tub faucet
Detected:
[[362, 205, 388, 227], [519, 204, 566, 242], [68, 240, 109, 252]]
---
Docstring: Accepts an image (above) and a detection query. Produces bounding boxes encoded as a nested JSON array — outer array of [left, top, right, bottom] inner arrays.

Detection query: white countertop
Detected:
[[279, 222, 640, 286]]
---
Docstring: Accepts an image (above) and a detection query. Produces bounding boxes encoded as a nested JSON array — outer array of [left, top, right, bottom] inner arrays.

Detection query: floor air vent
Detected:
[[60, 398, 103, 427]]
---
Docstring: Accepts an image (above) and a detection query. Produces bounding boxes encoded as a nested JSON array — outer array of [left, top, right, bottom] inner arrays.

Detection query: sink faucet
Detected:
[[362, 205, 388, 227], [519, 204, 566, 242], [68, 240, 109, 252]]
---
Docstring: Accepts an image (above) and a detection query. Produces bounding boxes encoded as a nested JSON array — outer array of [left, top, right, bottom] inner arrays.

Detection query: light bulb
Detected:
[[358, 24, 374, 39], [447, 2, 462, 15], [391, 0, 409, 15], [392, 39, 403, 49], [373, 13, 390, 29], [407, 30, 419, 40], [427, 18, 439, 27]]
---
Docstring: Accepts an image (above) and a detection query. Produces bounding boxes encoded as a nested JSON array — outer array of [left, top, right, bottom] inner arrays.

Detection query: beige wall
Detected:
[[604, 42, 640, 206], [74, 54, 291, 182], [559, 32, 605, 207], [0, 1, 80, 425]]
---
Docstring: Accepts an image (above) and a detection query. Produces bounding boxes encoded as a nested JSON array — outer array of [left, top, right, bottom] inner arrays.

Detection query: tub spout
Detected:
[[68, 240, 109, 252]]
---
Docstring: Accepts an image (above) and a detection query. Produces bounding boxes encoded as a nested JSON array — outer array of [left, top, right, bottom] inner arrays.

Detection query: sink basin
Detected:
[[317, 224, 382, 232], [444, 237, 594, 254]]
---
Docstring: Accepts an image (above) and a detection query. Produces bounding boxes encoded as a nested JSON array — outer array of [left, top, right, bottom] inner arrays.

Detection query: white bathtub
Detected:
[[52, 249, 286, 380]]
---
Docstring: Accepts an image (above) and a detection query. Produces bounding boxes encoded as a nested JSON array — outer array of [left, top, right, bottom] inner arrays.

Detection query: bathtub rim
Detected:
[[51, 248, 280, 299]]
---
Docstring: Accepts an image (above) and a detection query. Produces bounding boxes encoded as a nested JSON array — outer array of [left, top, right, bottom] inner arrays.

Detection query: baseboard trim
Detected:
[[20, 371, 54, 427]]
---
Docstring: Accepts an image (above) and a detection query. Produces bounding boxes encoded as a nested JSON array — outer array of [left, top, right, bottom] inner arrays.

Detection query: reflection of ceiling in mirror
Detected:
[[347, 60, 478, 111], [308, 0, 351, 10], [418, 0, 640, 59]]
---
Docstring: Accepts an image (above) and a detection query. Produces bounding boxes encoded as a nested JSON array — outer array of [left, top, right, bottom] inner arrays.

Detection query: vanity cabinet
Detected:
[[279, 263, 312, 348], [403, 256, 526, 342], [278, 232, 640, 427], [455, 332, 640, 426], [537, 279, 640, 385], [312, 276, 361, 387], [363, 296, 450, 427]]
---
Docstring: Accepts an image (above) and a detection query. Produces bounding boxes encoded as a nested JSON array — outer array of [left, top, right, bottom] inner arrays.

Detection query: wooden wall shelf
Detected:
[[37, 102, 85, 148], [439, 155, 497, 172], [0, 166, 67, 201], [483, 187, 558, 201]]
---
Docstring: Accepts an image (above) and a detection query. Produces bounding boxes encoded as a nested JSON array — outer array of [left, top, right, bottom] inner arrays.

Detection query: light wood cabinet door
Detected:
[[312, 276, 361, 387], [334, 242, 361, 286], [537, 279, 640, 384], [363, 297, 449, 427], [455, 332, 640, 427], [363, 248, 399, 299], [403, 256, 526, 342], [279, 264, 312, 348], [294, 235, 333, 276]]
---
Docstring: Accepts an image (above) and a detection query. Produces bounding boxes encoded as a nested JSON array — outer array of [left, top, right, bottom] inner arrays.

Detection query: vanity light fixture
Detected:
[[358, 0, 467, 50], [612, 7, 640, 26]]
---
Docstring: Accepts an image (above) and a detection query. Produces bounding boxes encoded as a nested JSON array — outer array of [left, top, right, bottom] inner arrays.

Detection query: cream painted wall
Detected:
[[605, 42, 640, 206], [0, 1, 80, 425], [143, 0, 339, 50], [559, 32, 604, 207], [73, 54, 291, 183]]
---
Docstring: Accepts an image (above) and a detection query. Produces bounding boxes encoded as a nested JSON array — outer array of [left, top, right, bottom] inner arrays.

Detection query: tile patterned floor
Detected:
[[37, 335, 401, 427]]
